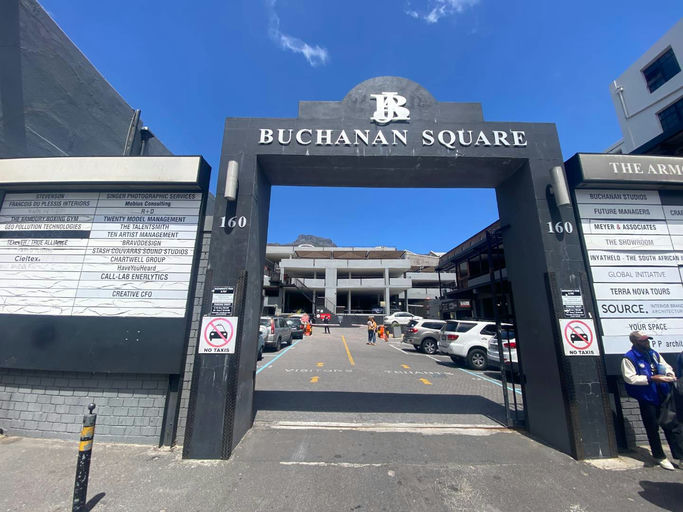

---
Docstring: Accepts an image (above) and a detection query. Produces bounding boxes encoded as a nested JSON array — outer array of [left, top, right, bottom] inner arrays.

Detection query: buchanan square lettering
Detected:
[[258, 128, 527, 149]]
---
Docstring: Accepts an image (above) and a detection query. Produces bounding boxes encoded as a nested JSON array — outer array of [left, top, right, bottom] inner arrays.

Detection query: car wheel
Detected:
[[449, 355, 459, 364], [257, 346, 263, 361], [421, 338, 438, 355], [467, 348, 487, 370], [276, 338, 282, 351]]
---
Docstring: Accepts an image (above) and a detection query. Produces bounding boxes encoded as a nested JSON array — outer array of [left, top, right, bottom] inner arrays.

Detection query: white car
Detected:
[[486, 326, 518, 375], [438, 320, 513, 370], [383, 311, 423, 327]]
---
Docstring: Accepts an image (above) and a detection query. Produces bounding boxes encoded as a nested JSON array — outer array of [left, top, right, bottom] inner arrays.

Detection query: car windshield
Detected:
[[407, 320, 419, 327], [259, 319, 270, 326]]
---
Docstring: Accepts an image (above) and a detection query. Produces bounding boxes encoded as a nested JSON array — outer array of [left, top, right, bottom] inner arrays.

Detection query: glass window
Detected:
[[481, 324, 499, 335], [456, 322, 476, 333], [643, 48, 681, 93], [424, 322, 445, 330], [444, 321, 459, 331], [658, 97, 683, 133]]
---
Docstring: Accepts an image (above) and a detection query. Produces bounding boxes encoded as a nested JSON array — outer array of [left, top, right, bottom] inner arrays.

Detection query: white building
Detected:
[[608, 19, 683, 155], [263, 245, 456, 318]]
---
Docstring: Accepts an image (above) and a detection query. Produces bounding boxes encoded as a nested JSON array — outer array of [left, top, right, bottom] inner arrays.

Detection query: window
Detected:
[[643, 48, 680, 93], [456, 322, 476, 333], [481, 324, 498, 336], [424, 322, 445, 330], [658, 97, 683, 133]]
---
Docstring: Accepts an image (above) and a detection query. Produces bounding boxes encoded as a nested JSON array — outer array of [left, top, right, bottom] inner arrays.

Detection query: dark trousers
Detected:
[[324, 323, 330, 333], [638, 399, 683, 460]]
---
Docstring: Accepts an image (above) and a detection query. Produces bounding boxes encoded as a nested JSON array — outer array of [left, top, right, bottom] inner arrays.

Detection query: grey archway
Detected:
[[183, 77, 616, 460]]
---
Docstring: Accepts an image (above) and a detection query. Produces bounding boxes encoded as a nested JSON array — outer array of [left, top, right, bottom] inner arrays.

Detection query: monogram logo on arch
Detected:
[[370, 92, 410, 125]]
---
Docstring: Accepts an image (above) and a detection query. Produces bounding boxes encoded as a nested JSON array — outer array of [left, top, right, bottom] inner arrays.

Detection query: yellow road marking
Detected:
[[317, 362, 324, 367], [419, 378, 432, 386], [401, 364, 410, 369], [310, 376, 319, 383], [341, 336, 355, 366]]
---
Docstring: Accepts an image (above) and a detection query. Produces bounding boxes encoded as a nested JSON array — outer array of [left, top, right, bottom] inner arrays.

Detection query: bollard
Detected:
[[72, 403, 97, 512]]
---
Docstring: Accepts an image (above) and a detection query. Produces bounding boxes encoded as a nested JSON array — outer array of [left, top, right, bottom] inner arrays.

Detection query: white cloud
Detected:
[[267, 0, 329, 67], [405, 0, 480, 24]]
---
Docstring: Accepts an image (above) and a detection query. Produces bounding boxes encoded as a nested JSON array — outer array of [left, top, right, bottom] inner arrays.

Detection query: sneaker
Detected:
[[657, 458, 675, 471]]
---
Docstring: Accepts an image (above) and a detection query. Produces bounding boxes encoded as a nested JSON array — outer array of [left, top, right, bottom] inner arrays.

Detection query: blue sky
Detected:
[[41, 1, 681, 253]]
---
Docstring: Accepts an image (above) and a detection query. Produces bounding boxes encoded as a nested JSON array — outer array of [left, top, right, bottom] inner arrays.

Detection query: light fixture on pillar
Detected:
[[224, 160, 239, 201], [549, 165, 571, 207]]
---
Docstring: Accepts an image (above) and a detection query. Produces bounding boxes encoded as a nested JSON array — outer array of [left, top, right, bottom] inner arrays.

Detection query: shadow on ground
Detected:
[[254, 390, 507, 421], [638, 481, 683, 511]]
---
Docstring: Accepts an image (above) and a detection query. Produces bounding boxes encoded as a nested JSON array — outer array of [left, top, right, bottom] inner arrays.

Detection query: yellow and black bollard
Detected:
[[72, 403, 97, 512]]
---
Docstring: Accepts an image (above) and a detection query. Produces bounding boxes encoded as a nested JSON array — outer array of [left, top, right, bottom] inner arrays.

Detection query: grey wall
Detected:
[[0, 0, 171, 158], [175, 229, 211, 445], [0, 369, 167, 444]]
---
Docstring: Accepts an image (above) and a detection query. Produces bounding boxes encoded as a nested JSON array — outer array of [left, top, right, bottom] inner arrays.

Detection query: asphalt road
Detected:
[[3, 328, 683, 511], [255, 327, 524, 427]]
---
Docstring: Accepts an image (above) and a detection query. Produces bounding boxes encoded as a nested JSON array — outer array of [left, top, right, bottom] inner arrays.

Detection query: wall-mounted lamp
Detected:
[[549, 165, 571, 207], [224, 160, 239, 201]]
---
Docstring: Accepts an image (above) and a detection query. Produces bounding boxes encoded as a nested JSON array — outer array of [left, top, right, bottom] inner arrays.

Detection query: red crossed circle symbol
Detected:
[[204, 318, 234, 348]]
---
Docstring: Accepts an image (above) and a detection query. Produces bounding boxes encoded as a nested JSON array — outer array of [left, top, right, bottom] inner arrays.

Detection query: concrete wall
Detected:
[[609, 19, 683, 153], [0, 369, 167, 444]]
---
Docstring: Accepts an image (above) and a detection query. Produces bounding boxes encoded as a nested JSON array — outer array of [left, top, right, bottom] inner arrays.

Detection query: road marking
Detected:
[[386, 341, 522, 395], [280, 462, 383, 468], [310, 376, 319, 383], [257, 420, 511, 434], [419, 378, 432, 385], [401, 364, 410, 369], [341, 336, 355, 366], [316, 362, 324, 367], [255, 338, 304, 375], [387, 342, 440, 362], [456, 367, 523, 396]]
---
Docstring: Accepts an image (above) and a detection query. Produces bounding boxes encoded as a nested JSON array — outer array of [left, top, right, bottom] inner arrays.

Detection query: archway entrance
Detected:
[[183, 77, 617, 460]]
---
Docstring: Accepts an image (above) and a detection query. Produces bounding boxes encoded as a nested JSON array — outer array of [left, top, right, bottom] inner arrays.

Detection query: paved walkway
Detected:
[[2, 429, 682, 511]]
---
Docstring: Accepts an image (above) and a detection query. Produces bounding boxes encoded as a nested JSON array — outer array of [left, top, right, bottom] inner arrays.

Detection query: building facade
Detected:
[[608, 19, 683, 155], [263, 244, 455, 320], [437, 220, 513, 323]]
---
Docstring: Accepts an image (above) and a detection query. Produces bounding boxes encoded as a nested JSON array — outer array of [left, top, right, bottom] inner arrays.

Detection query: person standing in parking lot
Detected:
[[621, 331, 683, 471], [323, 313, 331, 334], [367, 316, 377, 345]]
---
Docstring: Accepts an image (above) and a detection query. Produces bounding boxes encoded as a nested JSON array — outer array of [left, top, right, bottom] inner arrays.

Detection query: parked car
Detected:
[[285, 316, 305, 339], [383, 311, 423, 327], [259, 316, 292, 351], [257, 326, 266, 361], [487, 326, 518, 375], [402, 319, 446, 354], [438, 320, 513, 370]]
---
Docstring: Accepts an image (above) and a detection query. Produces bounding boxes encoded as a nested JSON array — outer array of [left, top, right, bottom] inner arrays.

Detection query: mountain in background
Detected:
[[269, 234, 336, 247]]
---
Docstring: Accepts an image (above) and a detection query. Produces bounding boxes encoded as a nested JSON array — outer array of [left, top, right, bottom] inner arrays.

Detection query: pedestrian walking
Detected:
[[323, 313, 331, 334], [366, 316, 377, 345], [621, 330, 683, 470]]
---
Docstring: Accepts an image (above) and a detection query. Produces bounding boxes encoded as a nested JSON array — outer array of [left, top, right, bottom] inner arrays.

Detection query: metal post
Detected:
[[72, 403, 97, 512], [487, 232, 511, 427]]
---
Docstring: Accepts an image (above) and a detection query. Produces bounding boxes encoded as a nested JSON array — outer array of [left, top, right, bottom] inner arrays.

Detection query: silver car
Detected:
[[402, 319, 446, 355], [259, 316, 292, 351]]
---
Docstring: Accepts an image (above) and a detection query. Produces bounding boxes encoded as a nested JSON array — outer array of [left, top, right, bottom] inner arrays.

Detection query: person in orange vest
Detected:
[[305, 322, 312, 336]]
